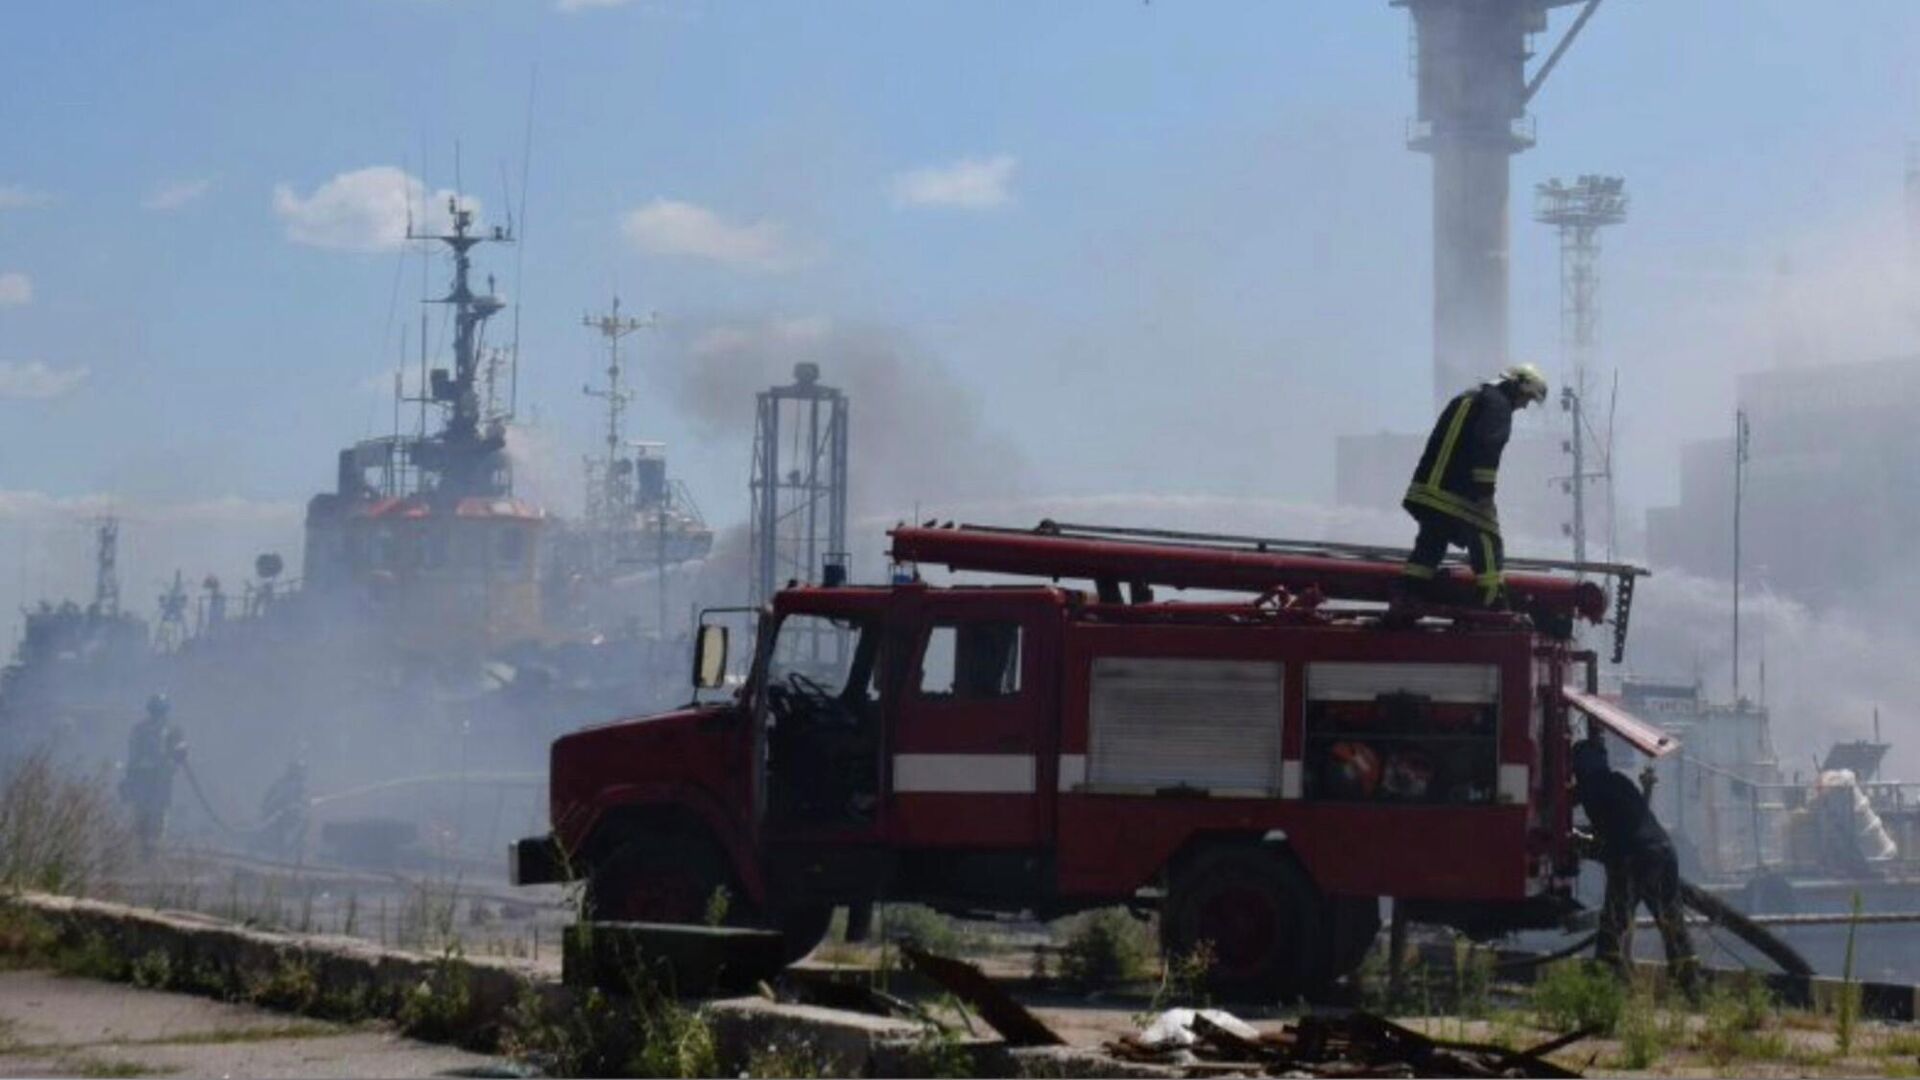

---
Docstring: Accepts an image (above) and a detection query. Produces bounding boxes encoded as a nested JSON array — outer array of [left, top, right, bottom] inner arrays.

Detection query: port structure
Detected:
[[748, 363, 849, 659], [1535, 174, 1627, 567], [1396, 0, 1606, 409]]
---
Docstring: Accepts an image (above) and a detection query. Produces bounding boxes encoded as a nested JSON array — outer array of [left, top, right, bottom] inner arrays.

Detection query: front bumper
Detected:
[[509, 834, 567, 886]]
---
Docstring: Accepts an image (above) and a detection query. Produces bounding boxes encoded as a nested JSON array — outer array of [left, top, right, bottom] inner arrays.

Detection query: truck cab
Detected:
[[514, 521, 1660, 997]]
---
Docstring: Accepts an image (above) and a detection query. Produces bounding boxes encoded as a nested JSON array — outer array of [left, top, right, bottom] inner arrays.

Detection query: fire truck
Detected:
[[511, 521, 1669, 996]]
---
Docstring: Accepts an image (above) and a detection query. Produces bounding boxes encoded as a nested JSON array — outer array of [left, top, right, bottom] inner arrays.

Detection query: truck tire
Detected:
[[1162, 846, 1323, 1001], [777, 905, 834, 962], [585, 832, 727, 924], [586, 831, 831, 963]]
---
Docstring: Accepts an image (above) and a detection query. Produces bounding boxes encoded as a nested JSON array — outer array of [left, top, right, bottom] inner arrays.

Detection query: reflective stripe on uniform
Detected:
[[1477, 533, 1503, 602], [1426, 395, 1476, 489], [1471, 468, 1498, 484], [1404, 484, 1499, 534], [1401, 562, 1435, 580]]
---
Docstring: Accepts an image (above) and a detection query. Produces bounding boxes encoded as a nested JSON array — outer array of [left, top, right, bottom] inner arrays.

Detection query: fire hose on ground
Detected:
[[1554, 877, 1813, 977]]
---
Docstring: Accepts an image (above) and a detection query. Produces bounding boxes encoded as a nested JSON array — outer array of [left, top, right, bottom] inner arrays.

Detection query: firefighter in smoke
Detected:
[[1399, 363, 1550, 607], [119, 693, 187, 859], [1571, 734, 1700, 997]]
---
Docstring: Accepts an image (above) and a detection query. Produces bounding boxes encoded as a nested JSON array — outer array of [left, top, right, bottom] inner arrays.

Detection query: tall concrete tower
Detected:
[[1396, 0, 1605, 409]]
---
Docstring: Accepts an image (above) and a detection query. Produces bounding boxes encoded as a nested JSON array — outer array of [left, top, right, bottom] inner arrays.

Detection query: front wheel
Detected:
[[584, 833, 728, 924], [583, 831, 829, 963], [1161, 846, 1324, 1001]]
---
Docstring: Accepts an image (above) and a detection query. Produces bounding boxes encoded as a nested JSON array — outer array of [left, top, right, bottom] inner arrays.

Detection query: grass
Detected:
[[1532, 960, 1626, 1035], [1053, 908, 1155, 991], [0, 749, 129, 898], [880, 905, 966, 955]]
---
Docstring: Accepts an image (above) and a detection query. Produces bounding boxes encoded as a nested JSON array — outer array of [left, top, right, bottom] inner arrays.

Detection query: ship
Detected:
[[0, 192, 713, 869]]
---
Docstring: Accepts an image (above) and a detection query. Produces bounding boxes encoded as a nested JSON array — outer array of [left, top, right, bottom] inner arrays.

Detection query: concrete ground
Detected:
[[0, 970, 517, 1079]]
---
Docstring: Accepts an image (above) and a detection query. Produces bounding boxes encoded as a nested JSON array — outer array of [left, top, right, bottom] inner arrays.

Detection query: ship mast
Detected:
[[581, 296, 654, 571], [407, 197, 514, 500]]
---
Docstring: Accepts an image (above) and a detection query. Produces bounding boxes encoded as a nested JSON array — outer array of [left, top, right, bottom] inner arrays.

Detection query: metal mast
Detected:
[[92, 517, 120, 618], [749, 363, 849, 613], [1732, 409, 1751, 705], [1396, 0, 1605, 408], [1535, 175, 1627, 565], [405, 196, 513, 499], [581, 296, 653, 562]]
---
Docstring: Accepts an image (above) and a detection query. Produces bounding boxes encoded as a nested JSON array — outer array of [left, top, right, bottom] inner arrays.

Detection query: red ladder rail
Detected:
[[888, 522, 1611, 630]]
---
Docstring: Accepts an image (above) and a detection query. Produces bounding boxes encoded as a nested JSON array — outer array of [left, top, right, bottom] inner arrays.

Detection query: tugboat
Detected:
[[0, 191, 716, 868]]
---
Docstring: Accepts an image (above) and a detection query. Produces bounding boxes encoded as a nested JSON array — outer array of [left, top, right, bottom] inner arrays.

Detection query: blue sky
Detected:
[[3, 0, 1920, 549]]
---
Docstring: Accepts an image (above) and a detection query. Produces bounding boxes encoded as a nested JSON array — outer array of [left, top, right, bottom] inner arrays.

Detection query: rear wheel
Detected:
[[1162, 846, 1324, 1001]]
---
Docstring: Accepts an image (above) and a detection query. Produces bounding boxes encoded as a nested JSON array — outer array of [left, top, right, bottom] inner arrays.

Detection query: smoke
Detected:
[[504, 420, 582, 519], [654, 315, 1026, 518], [1631, 565, 1920, 778]]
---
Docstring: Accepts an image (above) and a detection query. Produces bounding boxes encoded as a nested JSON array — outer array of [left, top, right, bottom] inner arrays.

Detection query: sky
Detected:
[[4, 0, 1920, 610]]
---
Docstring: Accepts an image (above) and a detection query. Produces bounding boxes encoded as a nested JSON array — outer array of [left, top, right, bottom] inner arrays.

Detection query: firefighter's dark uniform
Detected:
[[1575, 751, 1700, 994], [1401, 383, 1513, 606], [120, 709, 186, 859]]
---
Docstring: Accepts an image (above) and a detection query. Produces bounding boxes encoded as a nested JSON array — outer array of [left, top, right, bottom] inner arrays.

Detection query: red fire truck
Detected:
[[511, 521, 1669, 996]]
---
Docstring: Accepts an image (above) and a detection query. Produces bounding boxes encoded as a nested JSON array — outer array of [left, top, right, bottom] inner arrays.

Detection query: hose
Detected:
[[177, 757, 253, 835], [1679, 880, 1813, 977]]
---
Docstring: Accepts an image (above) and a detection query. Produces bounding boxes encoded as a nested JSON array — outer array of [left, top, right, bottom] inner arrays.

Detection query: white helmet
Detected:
[[1499, 362, 1549, 405]]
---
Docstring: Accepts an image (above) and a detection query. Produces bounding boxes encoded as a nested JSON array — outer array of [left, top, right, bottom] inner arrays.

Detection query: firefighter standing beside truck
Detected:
[[1572, 734, 1701, 997], [1400, 363, 1550, 607]]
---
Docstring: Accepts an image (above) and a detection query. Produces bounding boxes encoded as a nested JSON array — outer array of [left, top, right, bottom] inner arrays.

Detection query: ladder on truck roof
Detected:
[[887, 520, 1646, 663]]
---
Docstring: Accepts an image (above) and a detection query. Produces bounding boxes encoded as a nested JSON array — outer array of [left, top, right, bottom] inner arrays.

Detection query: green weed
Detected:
[[0, 749, 129, 898], [905, 1022, 974, 1079], [246, 952, 319, 1013], [1054, 908, 1154, 991], [128, 949, 172, 990], [1533, 960, 1626, 1035]]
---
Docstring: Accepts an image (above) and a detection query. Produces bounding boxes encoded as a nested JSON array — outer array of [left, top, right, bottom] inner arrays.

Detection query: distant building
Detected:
[[1647, 355, 1920, 606]]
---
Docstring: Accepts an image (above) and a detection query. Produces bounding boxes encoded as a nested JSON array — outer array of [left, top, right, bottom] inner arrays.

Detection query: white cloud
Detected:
[[889, 155, 1017, 210], [142, 178, 212, 211], [621, 198, 802, 271], [272, 166, 479, 252], [0, 272, 31, 307], [0, 361, 89, 401], [0, 185, 52, 211]]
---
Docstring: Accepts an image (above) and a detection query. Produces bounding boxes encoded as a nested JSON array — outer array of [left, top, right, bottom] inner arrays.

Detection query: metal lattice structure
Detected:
[[1535, 174, 1628, 565], [749, 363, 849, 611]]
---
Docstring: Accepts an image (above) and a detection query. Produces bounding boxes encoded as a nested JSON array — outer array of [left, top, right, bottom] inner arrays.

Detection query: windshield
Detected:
[[765, 613, 868, 698]]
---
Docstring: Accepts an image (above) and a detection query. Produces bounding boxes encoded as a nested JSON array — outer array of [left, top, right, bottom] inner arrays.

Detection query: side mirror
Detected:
[[693, 624, 729, 690]]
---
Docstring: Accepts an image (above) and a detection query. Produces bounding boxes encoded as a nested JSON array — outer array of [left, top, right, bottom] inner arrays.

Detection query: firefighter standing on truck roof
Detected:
[[1400, 363, 1549, 607], [1572, 734, 1701, 999]]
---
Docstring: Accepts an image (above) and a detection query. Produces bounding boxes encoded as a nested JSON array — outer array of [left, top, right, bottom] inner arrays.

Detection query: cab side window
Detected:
[[918, 622, 1023, 699]]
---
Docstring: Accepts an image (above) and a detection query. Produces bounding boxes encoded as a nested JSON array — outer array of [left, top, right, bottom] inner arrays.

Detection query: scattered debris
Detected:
[[899, 945, 1064, 1047], [1109, 1010, 1590, 1078]]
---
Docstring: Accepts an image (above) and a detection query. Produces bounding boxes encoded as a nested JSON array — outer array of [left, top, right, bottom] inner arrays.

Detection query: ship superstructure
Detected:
[[302, 199, 546, 657]]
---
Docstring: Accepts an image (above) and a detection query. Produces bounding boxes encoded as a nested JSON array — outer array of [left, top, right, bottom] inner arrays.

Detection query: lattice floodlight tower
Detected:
[[749, 362, 850, 611], [1395, 0, 1606, 410], [1534, 174, 1627, 565]]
